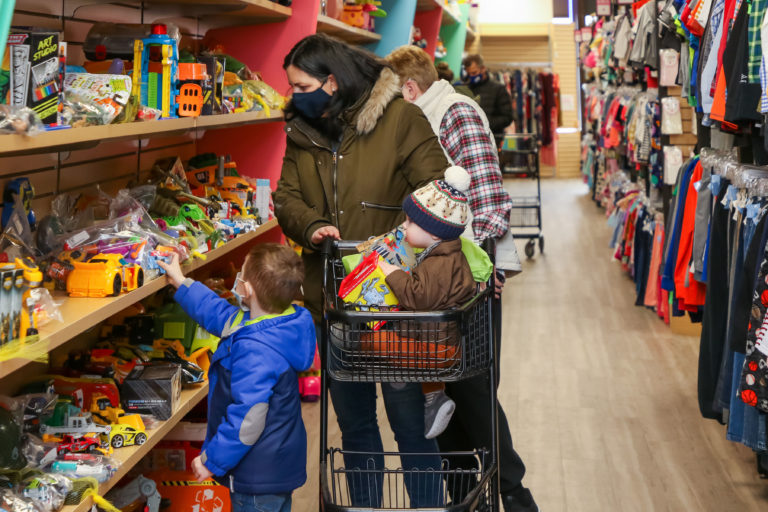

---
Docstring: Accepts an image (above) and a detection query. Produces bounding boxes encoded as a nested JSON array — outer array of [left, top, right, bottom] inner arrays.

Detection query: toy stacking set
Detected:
[[1, 21, 285, 132]]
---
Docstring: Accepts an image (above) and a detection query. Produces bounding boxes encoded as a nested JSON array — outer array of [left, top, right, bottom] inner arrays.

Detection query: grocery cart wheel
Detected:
[[525, 240, 535, 259], [539, 236, 545, 254]]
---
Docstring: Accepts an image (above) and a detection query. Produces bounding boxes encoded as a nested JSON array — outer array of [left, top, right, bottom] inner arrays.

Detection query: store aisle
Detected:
[[501, 179, 768, 511], [295, 179, 768, 511]]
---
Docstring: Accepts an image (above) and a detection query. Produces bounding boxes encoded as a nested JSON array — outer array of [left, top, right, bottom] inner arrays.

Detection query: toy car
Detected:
[[66, 253, 144, 298], [103, 423, 147, 448], [56, 434, 102, 454]]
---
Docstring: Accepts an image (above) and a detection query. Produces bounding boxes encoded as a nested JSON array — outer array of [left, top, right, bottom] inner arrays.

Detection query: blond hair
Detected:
[[386, 45, 438, 93], [243, 243, 304, 314]]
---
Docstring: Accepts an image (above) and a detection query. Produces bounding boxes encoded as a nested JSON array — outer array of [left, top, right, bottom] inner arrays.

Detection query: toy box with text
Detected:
[[147, 470, 231, 512], [1, 30, 63, 124], [120, 364, 181, 420]]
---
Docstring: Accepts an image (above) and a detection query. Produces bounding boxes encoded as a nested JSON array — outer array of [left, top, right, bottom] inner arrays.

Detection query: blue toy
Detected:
[[136, 24, 178, 118], [2, 177, 36, 231]]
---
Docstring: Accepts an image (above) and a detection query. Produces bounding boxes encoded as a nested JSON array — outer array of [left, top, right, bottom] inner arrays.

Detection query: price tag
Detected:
[[581, 27, 592, 40], [66, 230, 89, 249], [574, 29, 582, 42], [597, 0, 612, 15]]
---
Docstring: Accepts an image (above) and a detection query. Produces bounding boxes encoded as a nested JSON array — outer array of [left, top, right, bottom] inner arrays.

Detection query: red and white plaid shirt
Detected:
[[439, 102, 512, 242]]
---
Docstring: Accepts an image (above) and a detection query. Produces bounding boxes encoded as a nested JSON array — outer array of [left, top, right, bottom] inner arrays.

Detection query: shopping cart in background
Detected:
[[318, 239, 500, 511], [501, 134, 544, 259]]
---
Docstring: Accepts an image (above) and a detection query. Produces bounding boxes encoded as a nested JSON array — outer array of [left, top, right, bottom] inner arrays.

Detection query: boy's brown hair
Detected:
[[243, 243, 304, 314], [386, 45, 438, 93]]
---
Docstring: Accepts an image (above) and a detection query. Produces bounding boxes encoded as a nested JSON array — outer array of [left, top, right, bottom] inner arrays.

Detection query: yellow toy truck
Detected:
[[66, 254, 144, 298]]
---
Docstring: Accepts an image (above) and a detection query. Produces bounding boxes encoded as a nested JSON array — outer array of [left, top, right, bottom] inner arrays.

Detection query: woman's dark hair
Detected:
[[283, 34, 388, 138]]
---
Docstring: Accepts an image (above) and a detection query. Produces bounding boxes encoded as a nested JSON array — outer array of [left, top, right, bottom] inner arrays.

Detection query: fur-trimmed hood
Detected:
[[352, 67, 401, 135]]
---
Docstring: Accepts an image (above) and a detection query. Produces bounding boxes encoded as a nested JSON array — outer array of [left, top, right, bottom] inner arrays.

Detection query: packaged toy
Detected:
[[61, 73, 131, 126]]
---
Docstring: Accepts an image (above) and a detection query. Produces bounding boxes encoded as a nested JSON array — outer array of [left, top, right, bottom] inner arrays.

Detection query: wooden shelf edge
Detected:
[[0, 111, 284, 158], [0, 218, 279, 378], [441, 7, 460, 26], [316, 15, 382, 45], [60, 382, 210, 512]]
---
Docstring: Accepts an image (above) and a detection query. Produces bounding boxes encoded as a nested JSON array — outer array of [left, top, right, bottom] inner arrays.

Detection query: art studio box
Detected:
[[1, 30, 64, 124]]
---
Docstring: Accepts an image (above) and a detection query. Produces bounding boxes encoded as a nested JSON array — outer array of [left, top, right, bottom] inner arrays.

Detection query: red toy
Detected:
[[56, 434, 102, 455], [50, 376, 120, 411]]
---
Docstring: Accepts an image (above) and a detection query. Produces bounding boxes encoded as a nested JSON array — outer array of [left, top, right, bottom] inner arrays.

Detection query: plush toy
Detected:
[[435, 38, 447, 59], [412, 27, 427, 49]]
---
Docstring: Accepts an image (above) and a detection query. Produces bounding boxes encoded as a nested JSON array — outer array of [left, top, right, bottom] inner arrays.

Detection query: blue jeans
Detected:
[[231, 492, 291, 512], [329, 380, 443, 507]]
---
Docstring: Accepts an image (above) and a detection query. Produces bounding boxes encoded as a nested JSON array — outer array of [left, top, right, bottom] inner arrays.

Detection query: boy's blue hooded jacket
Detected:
[[175, 279, 316, 495]]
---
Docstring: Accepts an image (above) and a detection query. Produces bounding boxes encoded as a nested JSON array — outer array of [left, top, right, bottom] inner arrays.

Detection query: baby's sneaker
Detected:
[[424, 390, 455, 439]]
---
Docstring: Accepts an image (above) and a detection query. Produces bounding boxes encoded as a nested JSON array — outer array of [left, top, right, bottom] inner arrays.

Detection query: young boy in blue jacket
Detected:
[[158, 243, 316, 512]]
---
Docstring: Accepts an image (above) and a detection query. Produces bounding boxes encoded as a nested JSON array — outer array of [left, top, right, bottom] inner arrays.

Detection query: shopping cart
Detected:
[[319, 239, 500, 511], [501, 134, 544, 259]]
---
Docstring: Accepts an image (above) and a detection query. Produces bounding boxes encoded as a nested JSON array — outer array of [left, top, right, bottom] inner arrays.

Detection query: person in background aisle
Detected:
[[158, 245, 316, 512], [272, 34, 449, 508], [435, 61, 477, 100], [387, 45, 535, 512], [462, 53, 514, 143]]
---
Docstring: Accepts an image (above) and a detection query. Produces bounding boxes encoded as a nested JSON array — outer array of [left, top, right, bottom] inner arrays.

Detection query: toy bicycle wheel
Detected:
[[111, 274, 122, 297], [111, 435, 124, 448], [135, 433, 147, 445]]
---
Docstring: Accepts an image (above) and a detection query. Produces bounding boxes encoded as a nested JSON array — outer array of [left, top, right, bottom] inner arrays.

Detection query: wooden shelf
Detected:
[[415, 0, 460, 25], [60, 382, 210, 512], [0, 110, 284, 158], [316, 15, 382, 45], [466, 26, 477, 43], [0, 218, 279, 378], [120, 0, 291, 28]]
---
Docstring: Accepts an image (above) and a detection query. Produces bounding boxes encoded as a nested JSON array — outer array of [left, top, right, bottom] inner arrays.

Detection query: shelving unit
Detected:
[[316, 14, 382, 45], [119, 0, 292, 29], [60, 382, 210, 512], [415, 0, 460, 26], [0, 110, 284, 158], [0, 218, 278, 378]]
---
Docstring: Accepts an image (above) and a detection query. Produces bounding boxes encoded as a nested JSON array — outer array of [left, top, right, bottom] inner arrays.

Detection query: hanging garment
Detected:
[[645, 222, 665, 308], [698, 178, 733, 420], [724, 0, 762, 123], [674, 160, 707, 311]]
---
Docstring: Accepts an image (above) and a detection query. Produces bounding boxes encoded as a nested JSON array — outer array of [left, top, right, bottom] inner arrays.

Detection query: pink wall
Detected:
[[198, 1, 321, 187], [413, 8, 442, 59]]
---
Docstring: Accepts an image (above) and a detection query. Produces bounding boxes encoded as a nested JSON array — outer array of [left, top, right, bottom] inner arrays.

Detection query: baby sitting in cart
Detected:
[[377, 166, 478, 439]]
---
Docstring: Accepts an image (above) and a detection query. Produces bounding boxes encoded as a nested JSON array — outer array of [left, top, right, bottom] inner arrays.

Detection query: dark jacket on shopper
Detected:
[[174, 280, 316, 495], [469, 76, 514, 135], [273, 68, 449, 319], [385, 239, 475, 311]]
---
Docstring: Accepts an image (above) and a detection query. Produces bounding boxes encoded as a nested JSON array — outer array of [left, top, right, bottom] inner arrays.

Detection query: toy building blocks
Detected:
[[66, 253, 144, 298], [135, 24, 179, 118]]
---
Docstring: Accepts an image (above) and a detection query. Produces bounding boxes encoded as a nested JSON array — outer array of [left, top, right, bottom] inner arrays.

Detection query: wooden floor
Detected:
[[293, 179, 768, 511]]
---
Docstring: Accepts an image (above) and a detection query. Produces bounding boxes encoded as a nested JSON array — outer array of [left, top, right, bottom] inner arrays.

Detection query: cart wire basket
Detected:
[[322, 449, 496, 512], [322, 241, 493, 383]]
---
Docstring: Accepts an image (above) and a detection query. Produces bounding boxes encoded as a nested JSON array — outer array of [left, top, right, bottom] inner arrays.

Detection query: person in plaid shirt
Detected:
[[387, 45, 536, 512]]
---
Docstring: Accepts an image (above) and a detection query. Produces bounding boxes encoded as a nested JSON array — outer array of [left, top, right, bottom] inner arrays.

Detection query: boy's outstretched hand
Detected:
[[191, 455, 213, 482], [157, 252, 185, 289]]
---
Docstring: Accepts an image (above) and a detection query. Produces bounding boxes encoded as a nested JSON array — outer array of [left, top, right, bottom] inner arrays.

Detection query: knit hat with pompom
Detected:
[[402, 166, 471, 240]]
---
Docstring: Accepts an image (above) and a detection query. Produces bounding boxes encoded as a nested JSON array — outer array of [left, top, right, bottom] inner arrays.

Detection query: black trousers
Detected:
[[438, 293, 527, 500]]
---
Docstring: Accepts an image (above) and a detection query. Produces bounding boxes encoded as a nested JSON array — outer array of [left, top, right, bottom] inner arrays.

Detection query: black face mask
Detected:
[[292, 79, 332, 119]]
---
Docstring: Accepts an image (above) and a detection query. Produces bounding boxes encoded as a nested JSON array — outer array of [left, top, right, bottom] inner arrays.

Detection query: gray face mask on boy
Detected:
[[231, 272, 250, 311]]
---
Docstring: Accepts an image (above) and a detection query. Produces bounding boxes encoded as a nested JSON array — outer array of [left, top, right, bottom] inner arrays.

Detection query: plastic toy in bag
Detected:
[[19, 471, 72, 512], [338, 252, 399, 331], [0, 105, 44, 135], [61, 73, 131, 127], [356, 225, 415, 272]]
